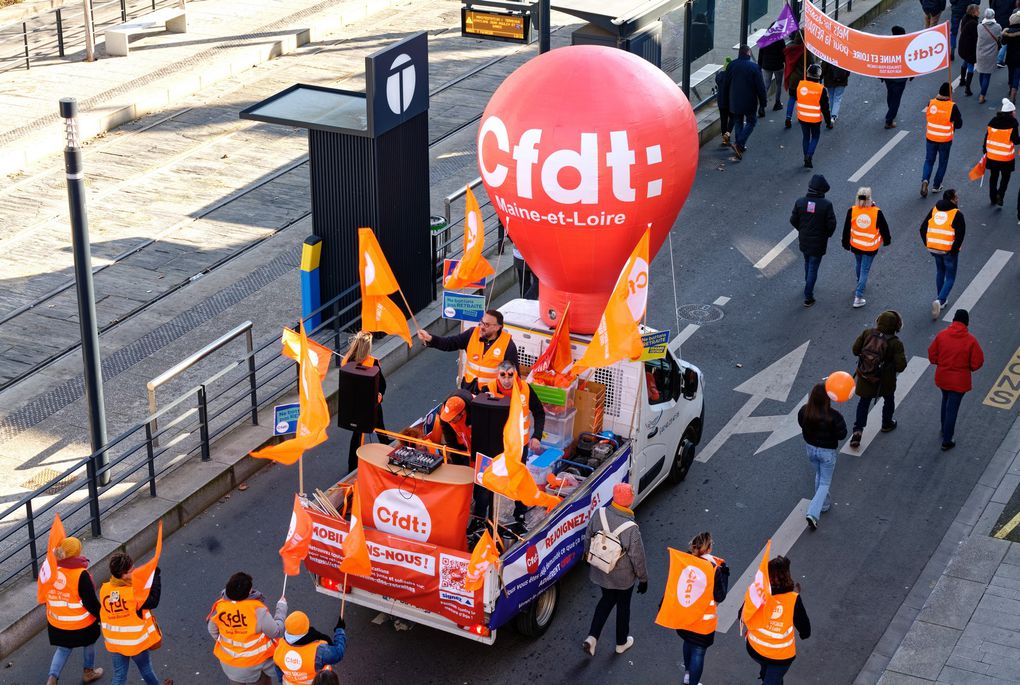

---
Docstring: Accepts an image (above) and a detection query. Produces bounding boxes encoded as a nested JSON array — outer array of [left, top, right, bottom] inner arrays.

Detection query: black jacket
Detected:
[[822, 62, 850, 88], [727, 54, 767, 115], [959, 13, 979, 64], [951, 0, 970, 19], [798, 406, 848, 449], [715, 63, 731, 110], [983, 113, 1020, 170], [841, 206, 892, 254], [919, 198, 966, 254], [757, 40, 786, 71], [991, 0, 1016, 28], [1004, 26, 1020, 68], [790, 175, 837, 256]]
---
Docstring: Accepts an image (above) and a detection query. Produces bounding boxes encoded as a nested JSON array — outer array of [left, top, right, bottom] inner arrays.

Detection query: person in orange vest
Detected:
[[742, 556, 811, 684], [273, 609, 346, 685], [919, 189, 967, 319], [427, 391, 474, 459], [921, 82, 964, 198], [417, 309, 518, 393], [44, 536, 104, 685], [342, 330, 390, 473], [207, 572, 288, 685], [840, 187, 891, 308], [982, 99, 1019, 207], [675, 532, 729, 685], [795, 63, 831, 168], [100, 552, 172, 685]]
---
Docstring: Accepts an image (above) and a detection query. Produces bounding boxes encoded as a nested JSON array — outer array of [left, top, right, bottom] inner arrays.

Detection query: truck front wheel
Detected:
[[514, 584, 558, 637], [667, 435, 696, 485]]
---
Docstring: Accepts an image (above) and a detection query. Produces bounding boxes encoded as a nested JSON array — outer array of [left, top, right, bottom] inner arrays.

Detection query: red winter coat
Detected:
[[927, 322, 985, 392]]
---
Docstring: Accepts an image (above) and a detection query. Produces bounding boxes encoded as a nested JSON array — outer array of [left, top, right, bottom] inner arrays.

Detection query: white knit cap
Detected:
[[1003, 98, 1016, 113]]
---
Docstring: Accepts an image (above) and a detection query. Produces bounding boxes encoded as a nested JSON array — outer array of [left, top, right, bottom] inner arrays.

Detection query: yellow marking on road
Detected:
[[993, 508, 1020, 540], [983, 346, 1020, 411]]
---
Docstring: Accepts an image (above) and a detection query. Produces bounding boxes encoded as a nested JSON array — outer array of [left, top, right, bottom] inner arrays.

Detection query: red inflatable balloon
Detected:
[[477, 46, 699, 332]]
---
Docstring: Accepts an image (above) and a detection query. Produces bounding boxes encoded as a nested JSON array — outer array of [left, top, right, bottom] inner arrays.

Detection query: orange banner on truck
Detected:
[[803, 0, 949, 78]]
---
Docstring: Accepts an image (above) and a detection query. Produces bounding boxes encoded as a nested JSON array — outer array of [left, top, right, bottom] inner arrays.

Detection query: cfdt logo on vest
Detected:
[[904, 31, 947, 73], [678, 567, 708, 607], [373, 489, 432, 542]]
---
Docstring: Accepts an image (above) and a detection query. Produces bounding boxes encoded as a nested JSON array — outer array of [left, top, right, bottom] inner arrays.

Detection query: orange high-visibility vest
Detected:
[[925, 99, 955, 142], [986, 127, 1016, 161], [45, 567, 96, 631], [672, 553, 725, 635], [926, 207, 958, 253], [795, 81, 824, 123], [849, 206, 882, 252], [485, 379, 533, 435], [746, 592, 799, 661], [273, 640, 326, 685], [99, 582, 160, 656], [209, 598, 277, 668], [463, 329, 511, 385]]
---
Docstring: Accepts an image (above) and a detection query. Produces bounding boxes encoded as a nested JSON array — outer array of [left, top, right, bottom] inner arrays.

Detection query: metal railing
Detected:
[[0, 283, 361, 591]]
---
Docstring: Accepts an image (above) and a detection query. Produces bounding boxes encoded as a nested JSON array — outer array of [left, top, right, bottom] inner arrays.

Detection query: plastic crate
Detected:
[[527, 447, 564, 484], [541, 408, 576, 449], [532, 382, 576, 414]]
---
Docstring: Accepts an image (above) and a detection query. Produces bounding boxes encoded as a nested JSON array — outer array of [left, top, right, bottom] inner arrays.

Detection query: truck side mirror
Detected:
[[682, 367, 699, 400]]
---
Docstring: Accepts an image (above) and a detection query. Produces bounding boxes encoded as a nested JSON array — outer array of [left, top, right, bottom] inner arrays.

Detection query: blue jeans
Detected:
[[732, 112, 757, 149], [854, 251, 875, 298], [961, 61, 975, 75], [933, 252, 958, 304], [854, 393, 895, 431], [683, 640, 708, 684], [999, 44, 1007, 65], [803, 254, 822, 299], [923, 139, 952, 187], [49, 644, 96, 678], [112, 651, 161, 685], [1010, 66, 1020, 89], [885, 80, 906, 124], [760, 660, 792, 684], [801, 121, 821, 156], [941, 390, 965, 443], [828, 85, 846, 118], [979, 72, 992, 96], [806, 444, 836, 520], [786, 93, 796, 119]]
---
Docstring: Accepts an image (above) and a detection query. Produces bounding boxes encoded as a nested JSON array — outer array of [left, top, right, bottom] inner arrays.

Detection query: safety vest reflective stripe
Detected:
[[849, 206, 881, 251], [49, 608, 92, 622], [986, 127, 1016, 161], [463, 329, 511, 383], [926, 99, 954, 141], [926, 207, 957, 251], [795, 81, 823, 123], [748, 632, 796, 649], [747, 592, 798, 660]]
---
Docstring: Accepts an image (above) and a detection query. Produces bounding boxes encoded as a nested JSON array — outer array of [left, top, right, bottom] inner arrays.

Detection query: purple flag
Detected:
[[756, 3, 799, 48]]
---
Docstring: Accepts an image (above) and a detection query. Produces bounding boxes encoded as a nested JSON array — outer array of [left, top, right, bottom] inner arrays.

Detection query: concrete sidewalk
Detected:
[[861, 416, 1020, 684]]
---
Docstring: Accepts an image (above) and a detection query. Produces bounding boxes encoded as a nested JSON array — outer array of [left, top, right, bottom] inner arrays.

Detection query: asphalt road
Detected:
[[7, 1, 1020, 683]]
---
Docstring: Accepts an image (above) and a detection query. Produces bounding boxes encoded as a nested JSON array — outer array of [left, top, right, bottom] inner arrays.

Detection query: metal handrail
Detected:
[[146, 321, 255, 447]]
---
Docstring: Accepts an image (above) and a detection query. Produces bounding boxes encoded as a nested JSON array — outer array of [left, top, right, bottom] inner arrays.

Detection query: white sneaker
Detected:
[[684, 674, 690, 685], [615, 636, 634, 653], [583, 636, 597, 656], [853, 297, 866, 308], [931, 299, 941, 320]]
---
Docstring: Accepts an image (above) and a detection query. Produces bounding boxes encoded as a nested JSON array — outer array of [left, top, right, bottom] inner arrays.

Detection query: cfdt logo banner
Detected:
[[803, 0, 949, 77], [367, 31, 428, 135]]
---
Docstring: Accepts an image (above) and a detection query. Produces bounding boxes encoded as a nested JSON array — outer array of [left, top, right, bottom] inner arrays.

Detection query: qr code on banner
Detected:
[[438, 553, 471, 597]]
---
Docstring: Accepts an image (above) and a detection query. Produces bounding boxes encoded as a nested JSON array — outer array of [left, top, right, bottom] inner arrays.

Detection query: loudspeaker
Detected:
[[470, 393, 509, 459], [338, 363, 380, 432]]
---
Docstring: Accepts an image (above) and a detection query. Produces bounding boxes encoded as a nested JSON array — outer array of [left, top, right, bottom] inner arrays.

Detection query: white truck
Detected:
[[303, 298, 705, 643]]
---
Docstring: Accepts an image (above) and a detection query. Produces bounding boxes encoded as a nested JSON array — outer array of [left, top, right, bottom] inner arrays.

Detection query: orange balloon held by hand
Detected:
[[825, 371, 856, 403]]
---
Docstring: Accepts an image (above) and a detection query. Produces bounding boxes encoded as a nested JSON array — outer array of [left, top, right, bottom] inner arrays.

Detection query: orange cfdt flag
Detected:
[[655, 548, 715, 630], [358, 228, 412, 346], [251, 324, 330, 465], [444, 187, 494, 290], [464, 529, 500, 592], [340, 484, 372, 577], [741, 539, 773, 631], [37, 513, 66, 603], [281, 328, 331, 380], [131, 521, 163, 607], [530, 303, 573, 378], [968, 155, 986, 182], [279, 495, 313, 576], [573, 229, 649, 376]]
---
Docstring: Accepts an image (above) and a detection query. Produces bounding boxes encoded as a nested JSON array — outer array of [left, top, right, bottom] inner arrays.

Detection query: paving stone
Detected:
[[886, 622, 962, 681], [947, 536, 1011, 584], [1005, 544, 1020, 568], [947, 654, 991, 674], [920, 576, 987, 630], [878, 673, 935, 685], [936, 666, 1014, 684], [964, 621, 1020, 649]]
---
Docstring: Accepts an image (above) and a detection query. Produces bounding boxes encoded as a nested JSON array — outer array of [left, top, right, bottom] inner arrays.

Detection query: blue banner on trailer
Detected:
[[488, 448, 631, 630], [442, 291, 486, 322], [274, 403, 300, 436]]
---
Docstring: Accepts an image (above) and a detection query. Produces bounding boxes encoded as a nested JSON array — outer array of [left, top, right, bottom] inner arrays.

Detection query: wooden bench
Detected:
[[105, 4, 188, 57]]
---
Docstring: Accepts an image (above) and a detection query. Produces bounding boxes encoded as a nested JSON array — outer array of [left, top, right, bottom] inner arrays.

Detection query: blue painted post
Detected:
[[301, 236, 322, 331]]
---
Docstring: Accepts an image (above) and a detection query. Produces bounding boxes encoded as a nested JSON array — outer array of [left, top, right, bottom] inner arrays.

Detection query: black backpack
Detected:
[[856, 330, 889, 384]]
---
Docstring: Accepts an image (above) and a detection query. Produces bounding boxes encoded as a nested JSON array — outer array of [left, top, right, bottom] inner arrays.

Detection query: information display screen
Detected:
[[461, 7, 531, 44]]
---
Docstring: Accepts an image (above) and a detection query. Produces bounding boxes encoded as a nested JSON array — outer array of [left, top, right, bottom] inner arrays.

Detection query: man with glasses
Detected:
[[418, 309, 519, 393], [485, 361, 545, 454]]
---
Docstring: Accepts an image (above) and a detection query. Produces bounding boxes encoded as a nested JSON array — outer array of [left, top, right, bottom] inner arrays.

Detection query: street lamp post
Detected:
[[60, 99, 110, 515], [740, 0, 749, 46], [539, 0, 550, 53]]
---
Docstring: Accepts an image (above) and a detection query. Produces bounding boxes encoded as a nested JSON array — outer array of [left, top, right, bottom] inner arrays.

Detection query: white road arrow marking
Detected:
[[717, 498, 811, 633], [942, 249, 1013, 322], [841, 356, 930, 455], [696, 341, 811, 463]]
